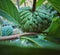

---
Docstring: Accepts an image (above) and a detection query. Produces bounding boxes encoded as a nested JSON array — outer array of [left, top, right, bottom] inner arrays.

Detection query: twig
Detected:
[[0, 33, 37, 41], [0, 31, 48, 41]]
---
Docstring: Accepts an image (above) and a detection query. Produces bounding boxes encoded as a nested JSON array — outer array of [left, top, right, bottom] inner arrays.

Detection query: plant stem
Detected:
[[0, 32, 48, 41], [0, 33, 37, 41], [16, 0, 20, 9], [32, 0, 36, 12]]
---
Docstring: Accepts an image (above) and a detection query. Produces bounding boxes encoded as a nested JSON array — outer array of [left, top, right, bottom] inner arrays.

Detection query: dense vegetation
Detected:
[[0, 0, 60, 55]]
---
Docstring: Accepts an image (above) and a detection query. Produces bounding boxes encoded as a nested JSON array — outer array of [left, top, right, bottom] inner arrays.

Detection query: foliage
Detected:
[[19, 5, 52, 32], [48, 0, 60, 13], [48, 18, 60, 38], [36, 0, 45, 7], [0, 0, 60, 55], [0, 42, 60, 55], [0, 17, 3, 25], [20, 0, 25, 5], [0, 0, 19, 25], [1, 25, 13, 36], [46, 0, 60, 43]]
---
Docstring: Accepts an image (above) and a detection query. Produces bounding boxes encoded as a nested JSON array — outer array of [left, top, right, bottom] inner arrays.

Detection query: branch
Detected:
[[0, 31, 48, 41], [0, 33, 37, 41], [32, 0, 36, 12]]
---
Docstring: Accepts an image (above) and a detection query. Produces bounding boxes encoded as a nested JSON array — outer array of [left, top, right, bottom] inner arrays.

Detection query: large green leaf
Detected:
[[20, 0, 25, 5], [0, 35, 60, 55], [21, 36, 60, 50], [48, 18, 60, 38], [0, 44, 60, 55], [36, 0, 45, 7], [48, 0, 60, 13], [0, 0, 20, 25]]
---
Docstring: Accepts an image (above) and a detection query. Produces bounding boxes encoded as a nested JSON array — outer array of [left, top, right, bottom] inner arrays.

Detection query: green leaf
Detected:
[[48, 0, 60, 13], [21, 36, 60, 50], [0, 10, 19, 25], [0, 26, 2, 36], [0, 40, 60, 55], [20, 0, 25, 5], [0, 0, 20, 25], [0, 17, 3, 25], [36, 0, 45, 7], [48, 18, 60, 38], [0, 35, 60, 54]]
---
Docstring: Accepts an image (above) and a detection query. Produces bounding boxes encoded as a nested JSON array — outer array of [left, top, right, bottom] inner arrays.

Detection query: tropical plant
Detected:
[[0, 0, 60, 55]]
